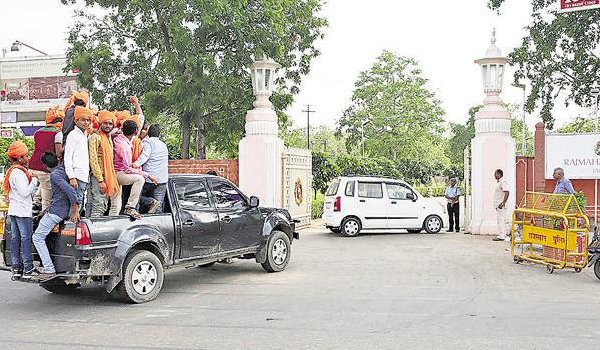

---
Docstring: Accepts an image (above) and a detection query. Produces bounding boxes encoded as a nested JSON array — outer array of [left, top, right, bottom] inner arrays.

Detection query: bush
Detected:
[[312, 193, 324, 219]]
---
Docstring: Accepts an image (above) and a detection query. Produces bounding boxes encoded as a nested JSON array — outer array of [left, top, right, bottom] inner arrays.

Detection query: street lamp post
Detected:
[[591, 87, 600, 132], [10, 40, 48, 56]]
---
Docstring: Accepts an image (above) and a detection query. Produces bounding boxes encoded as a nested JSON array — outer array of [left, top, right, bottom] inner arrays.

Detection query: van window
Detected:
[[345, 181, 355, 196], [358, 182, 383, 198], [325, 179, 341, 196], [386, 183, 414, 200]]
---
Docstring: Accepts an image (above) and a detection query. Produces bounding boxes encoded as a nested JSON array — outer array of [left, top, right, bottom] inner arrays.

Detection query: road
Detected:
[[1, 223, 599, 349]]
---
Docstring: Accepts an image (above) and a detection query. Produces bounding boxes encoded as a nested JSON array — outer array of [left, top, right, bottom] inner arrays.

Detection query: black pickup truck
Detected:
[[0, 174, 298, 303]]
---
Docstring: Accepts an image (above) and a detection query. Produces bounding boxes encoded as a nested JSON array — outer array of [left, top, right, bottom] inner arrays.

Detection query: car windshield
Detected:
[[325, 179, 341, 196]]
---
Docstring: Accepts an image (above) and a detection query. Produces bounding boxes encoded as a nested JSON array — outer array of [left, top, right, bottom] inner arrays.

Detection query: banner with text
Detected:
[[560, 0, 600, 13], [545, 133, 600, 179]]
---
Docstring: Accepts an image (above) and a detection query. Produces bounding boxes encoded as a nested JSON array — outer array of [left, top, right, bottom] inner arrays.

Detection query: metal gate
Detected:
[[282, 148, 312, 229]]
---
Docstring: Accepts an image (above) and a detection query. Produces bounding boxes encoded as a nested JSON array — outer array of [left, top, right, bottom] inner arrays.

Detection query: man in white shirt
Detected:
[[492, 169, 510, 242], [3, 141, 39, 279], [64, 106, 92, 208]]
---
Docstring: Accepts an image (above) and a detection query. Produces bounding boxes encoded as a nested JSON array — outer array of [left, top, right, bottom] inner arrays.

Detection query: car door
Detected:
[[356, 181, 388, 229], [209, 179, 263, 251], [173, 180, 222, 259], [385, 182, 421, 228]]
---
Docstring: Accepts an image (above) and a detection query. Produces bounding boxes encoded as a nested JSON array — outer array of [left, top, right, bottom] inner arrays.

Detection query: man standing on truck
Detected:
[[113, 120, 158, 219], [88, 110, 121, 217], [32, 152, 80, 280], [62, 91, 89, 146], [3, 141, 39, 279], [64, 106, 92, 209], [134, 124, 168, 213], [29, 106, 64, 212]]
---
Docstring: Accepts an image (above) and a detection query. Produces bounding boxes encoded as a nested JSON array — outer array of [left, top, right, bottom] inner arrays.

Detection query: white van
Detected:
[[323, 176, 446, 237]]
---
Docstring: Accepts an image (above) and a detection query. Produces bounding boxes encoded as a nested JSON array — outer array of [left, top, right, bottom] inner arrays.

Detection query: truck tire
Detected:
[[41, 281, 80, 295], [116, 250, 164, 304], [261, 231, 291, 273]]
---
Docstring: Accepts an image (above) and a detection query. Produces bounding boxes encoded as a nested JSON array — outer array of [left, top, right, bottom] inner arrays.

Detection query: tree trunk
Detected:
[[194, 113, 206, 160], [181, 113, 191, 159]]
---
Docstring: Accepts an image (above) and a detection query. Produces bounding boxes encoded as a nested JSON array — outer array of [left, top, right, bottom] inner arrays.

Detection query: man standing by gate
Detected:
[[445, 178, 460, 232], [493, 169, 510, 242], [553, 167, 575, 195]]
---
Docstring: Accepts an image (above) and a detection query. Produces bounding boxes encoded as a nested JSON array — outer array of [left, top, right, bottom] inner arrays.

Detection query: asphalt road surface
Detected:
[[1, 223, 599, 349]]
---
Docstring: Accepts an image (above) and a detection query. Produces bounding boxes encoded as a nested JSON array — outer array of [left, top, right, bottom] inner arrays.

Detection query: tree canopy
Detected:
[[336, 50, 449, 179], [61, 0, 327, 158], [488, 0, 600, 129]]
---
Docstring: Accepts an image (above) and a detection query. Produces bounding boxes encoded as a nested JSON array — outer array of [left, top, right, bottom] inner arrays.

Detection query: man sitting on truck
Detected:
[[88, 110, 121, 217], [32, 152, 80, 280]]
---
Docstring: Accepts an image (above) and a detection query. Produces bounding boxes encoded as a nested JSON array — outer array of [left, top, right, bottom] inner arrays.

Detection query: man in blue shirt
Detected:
[[133, 124, 169, 213], [553, 167, 575, 194], [445, 178, 461, 233], [31, 152, 80, 280]]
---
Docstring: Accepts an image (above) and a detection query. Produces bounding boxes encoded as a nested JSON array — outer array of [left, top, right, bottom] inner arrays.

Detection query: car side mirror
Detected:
[[406, 192, 416, 201], [249, 196, 259, 208]]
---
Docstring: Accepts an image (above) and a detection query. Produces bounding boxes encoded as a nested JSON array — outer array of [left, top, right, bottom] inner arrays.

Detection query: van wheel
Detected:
[[116, 250, 164, 304], [261, 231, 291, 273], [423, 215, 442, 234], [341, 217, 361, 237], [41, 281, 80, 295]]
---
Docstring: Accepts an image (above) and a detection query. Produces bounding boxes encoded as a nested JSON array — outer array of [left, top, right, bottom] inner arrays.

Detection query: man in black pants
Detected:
[[445, 178, 461, 232]]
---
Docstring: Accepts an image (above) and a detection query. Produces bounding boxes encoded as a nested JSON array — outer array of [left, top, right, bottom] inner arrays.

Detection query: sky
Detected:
[[0, 0, 590, 130]]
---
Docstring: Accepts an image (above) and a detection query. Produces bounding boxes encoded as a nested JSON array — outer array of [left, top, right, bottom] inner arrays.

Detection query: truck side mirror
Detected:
[[249, 196, 260, 208]]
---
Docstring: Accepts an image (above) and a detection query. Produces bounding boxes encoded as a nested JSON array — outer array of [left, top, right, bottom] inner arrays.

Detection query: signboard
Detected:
[[0, 129, 14, 138], [559, 0, 600, 12], [545, 133, 600, 179], [522, 226, 577, 250]]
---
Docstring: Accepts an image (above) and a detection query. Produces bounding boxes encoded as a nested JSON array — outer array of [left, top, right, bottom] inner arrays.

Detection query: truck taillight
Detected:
[[75, 222, 92, 246], [334, 196, 341, 212]]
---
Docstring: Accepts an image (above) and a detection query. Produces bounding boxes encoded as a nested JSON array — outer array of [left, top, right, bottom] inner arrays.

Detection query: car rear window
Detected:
[[358, 182, 383, 198], [345, 181, 355, 196], [325, 179, 341, 196]]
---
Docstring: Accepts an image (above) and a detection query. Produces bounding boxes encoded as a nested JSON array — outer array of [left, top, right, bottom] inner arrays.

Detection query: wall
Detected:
[[168, 160, 239, 185]]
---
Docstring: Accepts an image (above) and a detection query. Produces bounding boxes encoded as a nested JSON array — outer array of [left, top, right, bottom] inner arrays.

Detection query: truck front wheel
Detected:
[[116, 250, 164, 303], [261, 231, 291, 273]]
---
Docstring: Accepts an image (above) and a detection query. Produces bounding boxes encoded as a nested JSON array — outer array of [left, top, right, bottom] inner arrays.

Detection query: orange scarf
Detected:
[[132, 137, 143, 163], [2, 165, 32, 201], [96, 131, 119, 196]]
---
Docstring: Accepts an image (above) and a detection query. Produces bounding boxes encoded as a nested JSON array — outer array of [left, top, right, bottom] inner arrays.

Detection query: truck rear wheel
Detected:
[[261, 231, 291, 273], [116, 250, 164, 304]]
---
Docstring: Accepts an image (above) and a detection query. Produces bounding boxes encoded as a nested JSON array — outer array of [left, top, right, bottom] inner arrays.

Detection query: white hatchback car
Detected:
[[323, 176, 446, 237]]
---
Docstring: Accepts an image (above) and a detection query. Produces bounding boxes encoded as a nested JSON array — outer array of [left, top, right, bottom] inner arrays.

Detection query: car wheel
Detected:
[[341, 217, 361, 237], [407, 229, 422, 234], [594, 260, 600, 281], [329, 228, 341, 234], [41, 281, 80, 295], [261, 230, 291, 273], [116, 250, 164, 304], [423, 215, 442, 234]]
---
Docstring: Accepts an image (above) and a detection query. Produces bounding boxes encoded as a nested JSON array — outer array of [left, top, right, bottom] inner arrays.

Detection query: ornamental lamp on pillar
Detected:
[[469, 29, 516, 236], [250, 55, 281, 110], [474, 29, 510, 105]]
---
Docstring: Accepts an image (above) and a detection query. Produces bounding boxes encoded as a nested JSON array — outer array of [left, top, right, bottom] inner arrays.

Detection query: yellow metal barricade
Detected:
[[511, 192, 589, 274]]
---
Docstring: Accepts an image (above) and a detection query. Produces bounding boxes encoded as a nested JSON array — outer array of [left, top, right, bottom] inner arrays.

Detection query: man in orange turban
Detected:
[[87, 110, 121, 217], [62, 90, 89, 146], [3, 141, 39, 279], [29, 106, 65, 211], [64, 106, 92, 208]]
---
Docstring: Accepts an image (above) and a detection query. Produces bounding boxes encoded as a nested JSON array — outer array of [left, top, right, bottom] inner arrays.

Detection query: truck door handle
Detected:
[[391, 201, 397, 204], [221, 216, 232, 223], [359, 199, 366, 203], [183, 220, 194, 226]]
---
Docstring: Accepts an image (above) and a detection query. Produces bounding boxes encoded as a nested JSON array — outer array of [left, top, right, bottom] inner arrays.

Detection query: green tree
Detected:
[[312, 151, 339, 197], [337, 51, 449, 176], [62, 0, 327, 159], [488, 0, 600, 129], [557, 116, 595, 133]]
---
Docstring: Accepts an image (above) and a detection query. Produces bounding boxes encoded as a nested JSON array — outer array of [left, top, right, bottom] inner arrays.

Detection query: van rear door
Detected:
[[323, 178, 341, 213]]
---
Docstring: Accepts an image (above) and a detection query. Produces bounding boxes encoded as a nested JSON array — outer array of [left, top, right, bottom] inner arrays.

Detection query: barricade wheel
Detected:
[[513, 256, 522, 264], [546, 265, 554, 274], [574, 268, 582, 273]]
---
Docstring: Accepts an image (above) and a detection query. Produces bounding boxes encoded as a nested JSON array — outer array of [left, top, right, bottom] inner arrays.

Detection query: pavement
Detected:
[[1, 223, 600, 349]]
